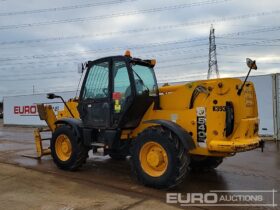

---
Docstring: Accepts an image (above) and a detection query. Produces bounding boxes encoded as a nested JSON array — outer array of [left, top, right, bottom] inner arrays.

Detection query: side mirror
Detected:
[[238, 58, 258, 96], [47, 93, 59, 99], [246, 58, 257, 70], [46, 93, 75, 117], [78, 63, 85, 74]]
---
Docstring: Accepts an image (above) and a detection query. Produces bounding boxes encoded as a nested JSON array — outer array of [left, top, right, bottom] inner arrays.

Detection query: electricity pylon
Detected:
[[207, 25, 220, 79]]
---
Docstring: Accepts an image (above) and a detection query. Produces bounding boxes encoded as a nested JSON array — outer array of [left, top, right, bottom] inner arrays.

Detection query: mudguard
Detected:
[[144, 119, 195, 151], [55, 118, 82, 138]]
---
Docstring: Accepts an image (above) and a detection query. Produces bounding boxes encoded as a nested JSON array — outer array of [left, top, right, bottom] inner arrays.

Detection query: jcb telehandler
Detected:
[[34, 51, 262, 188]]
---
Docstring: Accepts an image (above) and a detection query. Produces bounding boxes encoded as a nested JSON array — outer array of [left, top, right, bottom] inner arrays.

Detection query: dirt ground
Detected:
[[0, 119, 279, 210], [0, 163, 180, 210]]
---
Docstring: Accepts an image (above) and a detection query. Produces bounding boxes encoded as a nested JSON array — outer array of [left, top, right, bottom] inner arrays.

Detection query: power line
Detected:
[[0, 0, 137, 16], [0, 74, 80, 82], [0, 54, 207, 77], [0, 60, 78, 68], [0, 0, 234, 30], [158, 61, 280, 72], [0, 55, 209, 80], [0, 39, 208, 62], [0, 53, 207, 76], [1, 29, 280, 69], [0, 23, 280, 49], [1, 59, 278, 83], [217, 37, 280, 41], [3, 35, 279, 65], [1, 35, 279, 69], [221, 61, 280, 65], [0, 84, 77, 93], [157, 61, 206, 70], [1, 36, 279, 69], [0, 51, 208, 69], [0, 69, 77, 77], [3, 27, 280, 61]]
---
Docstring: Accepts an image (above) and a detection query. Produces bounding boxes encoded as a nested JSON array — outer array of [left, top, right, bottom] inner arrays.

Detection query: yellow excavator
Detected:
[[34, 51, 263, 188]]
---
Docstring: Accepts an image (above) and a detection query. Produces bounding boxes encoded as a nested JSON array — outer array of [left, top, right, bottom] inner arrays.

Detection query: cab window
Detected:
[[113, 61, 131, 112], [131, 64, 157, 95], [83, 62, 109, 99], [113, 61, 131, 95]]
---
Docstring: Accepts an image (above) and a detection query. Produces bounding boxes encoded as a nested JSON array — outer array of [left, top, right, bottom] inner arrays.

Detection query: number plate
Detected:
[[213, 106, 226, 112]]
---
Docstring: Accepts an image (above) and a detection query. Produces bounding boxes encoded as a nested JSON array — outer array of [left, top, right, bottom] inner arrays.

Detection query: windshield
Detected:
[[131, 63, 158, 96]]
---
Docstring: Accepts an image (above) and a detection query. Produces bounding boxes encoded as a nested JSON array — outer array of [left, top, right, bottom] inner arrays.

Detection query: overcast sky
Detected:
[[0, 0, 280, 100]]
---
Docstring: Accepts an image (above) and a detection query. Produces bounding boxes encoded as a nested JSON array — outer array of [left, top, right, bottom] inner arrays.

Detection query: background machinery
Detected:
[[34, 51, 262, 188]]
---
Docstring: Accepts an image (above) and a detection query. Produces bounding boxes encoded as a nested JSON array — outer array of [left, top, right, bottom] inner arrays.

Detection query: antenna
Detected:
[[207, 24, 220, 79]]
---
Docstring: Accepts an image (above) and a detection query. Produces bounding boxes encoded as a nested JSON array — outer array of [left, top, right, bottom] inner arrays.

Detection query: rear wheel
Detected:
[[131, 126, 190, 189], [51, 125, 89, 171], [189, 155, 223, 171]]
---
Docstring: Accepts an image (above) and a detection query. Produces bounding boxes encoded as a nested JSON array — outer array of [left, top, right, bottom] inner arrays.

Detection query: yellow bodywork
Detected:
[[34, 78, 260, 158], [132, 78, 260, 157], [57, 99, 80, 119]]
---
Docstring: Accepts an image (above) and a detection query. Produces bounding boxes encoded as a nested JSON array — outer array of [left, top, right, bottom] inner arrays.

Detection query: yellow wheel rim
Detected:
[[139, 141, 168, 177], [55, 134, 72, 161]]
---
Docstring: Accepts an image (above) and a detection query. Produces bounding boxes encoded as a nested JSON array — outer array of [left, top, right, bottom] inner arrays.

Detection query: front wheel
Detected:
[[131, 126, 190, 189], [51, 125, 89, 171]]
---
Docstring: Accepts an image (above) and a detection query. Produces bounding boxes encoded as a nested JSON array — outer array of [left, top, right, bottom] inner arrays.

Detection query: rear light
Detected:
[[225, 101, 234, 137]]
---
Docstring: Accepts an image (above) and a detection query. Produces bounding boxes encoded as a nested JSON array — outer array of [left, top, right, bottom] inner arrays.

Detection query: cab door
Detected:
[[78, 59, 112, 128], [112, 59, 158, 129], [111, 59, 133, 127]]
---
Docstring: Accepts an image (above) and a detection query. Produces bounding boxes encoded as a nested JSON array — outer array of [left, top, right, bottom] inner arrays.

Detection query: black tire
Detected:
[[189, 155, 223, 171], [131, 126, 190, 189], [51, 125, 89, 171]]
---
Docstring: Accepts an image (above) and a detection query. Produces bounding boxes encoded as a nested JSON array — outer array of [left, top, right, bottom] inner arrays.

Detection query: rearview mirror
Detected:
[[78, 63, 85, 74], [237, 58, 258, 96], [47, 93, 59, 99], [246, 58, 257, 70]]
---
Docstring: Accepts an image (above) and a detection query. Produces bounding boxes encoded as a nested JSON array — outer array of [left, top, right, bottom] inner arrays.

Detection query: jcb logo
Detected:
[[196, 107, 206, 145]]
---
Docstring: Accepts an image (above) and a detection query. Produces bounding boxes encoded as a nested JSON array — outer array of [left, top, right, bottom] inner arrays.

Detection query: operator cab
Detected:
[[77, 51, 159, 129]]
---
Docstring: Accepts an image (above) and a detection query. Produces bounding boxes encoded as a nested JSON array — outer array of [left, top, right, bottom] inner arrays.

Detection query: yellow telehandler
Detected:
[[34, 51, 263, 188]]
